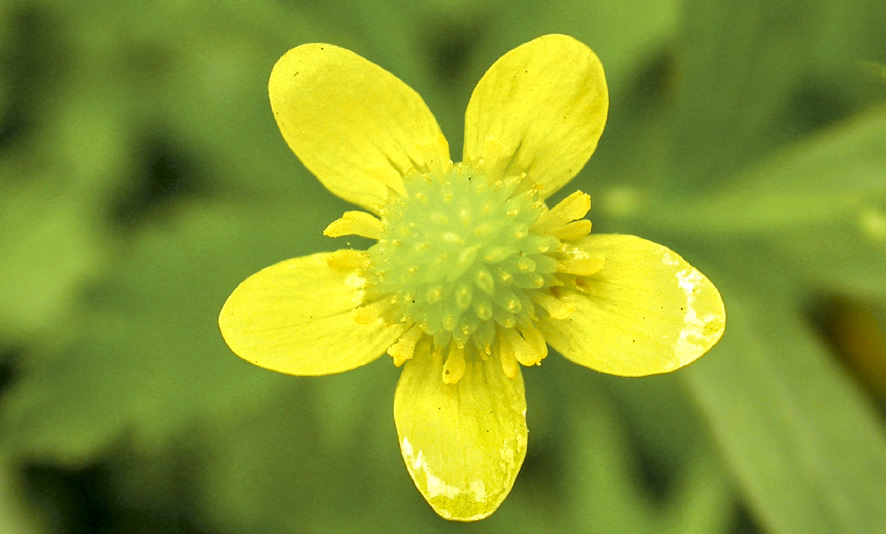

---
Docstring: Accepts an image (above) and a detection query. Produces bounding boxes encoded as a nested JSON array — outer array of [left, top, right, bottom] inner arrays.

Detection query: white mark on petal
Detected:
[[345, 272, 366, 289], [564, 246, 590, 261], [469, 479, 488, 502], [426, 472, 461, 500], [674, 268, 717, 365], [400, 437, 460, 500], [401, 436, 414, 466], [662, 250, 680, 266], [499, 444, 515, 466]]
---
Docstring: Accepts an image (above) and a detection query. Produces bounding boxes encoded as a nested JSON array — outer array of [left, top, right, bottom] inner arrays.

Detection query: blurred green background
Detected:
[[1, 0, 885, 532]]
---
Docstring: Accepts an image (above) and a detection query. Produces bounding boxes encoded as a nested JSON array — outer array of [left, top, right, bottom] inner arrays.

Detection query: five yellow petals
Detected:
[[220, 34, 725, 523]]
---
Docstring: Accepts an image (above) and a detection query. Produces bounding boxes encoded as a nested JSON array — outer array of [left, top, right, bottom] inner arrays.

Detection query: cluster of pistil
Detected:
[[324, 163, 603, 383]]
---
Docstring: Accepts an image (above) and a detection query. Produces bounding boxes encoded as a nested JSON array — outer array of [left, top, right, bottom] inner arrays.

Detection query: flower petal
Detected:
[[269, 44, 451, 213], [394, 349, 527, 521], [539, 235, 725, 376], [219, 253, 404, 376], [463, 34, 608, 199]]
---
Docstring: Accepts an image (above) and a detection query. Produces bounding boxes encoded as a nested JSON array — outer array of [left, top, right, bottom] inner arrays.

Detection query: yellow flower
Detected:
[[219, 34, 725, 521]]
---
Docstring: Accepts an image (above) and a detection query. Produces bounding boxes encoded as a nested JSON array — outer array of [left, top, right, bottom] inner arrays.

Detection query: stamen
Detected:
[[557, 256, 605, 276], [433, 330, 452, 350], [532, 191, 591, 233], [548, 219, 592, 241], [529, 291, 575, 320], [476, 319, 496, 355], [515, 323, 548, 366], [442, 344, 466, 384], [352, 298, 394, 324], [325, 249, 369, 271], [498, 332, 520, 378], [324, 211, 384, 240], [387, 323, 424, 366]]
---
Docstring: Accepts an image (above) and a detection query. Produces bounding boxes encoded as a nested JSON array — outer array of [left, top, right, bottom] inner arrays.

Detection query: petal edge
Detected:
[[219, 253, 404, 376], [270, 44, 451, 212], [463, 34, 608, 198], [539, 235, 725, 376], [394, 349, 527, 521]]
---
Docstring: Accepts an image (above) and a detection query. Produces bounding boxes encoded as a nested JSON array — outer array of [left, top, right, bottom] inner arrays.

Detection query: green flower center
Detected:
[[366, 165, 559, 350]]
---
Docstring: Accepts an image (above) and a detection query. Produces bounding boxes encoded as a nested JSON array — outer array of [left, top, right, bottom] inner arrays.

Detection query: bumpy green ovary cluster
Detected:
[[366, 166, 560, 352]]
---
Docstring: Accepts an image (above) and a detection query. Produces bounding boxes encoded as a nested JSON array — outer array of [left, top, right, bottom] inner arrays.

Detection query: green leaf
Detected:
[[0, 181, 106, 342], [776, 214, 886, 301], [670, 0, 823, 185], [0, 454, 40, 534], [658, 106, 886, 235], [682, 291, 886, 534], [0, 202, 330, 463], [563, 390, 734, 533]]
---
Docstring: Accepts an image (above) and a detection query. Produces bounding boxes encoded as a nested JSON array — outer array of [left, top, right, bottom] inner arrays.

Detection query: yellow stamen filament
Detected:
[[548, 219, 592, 241], [558, 256, 605, 276], [498, 336, 520, 379], [442, 344, 466, 384], [502, 326, 547, 367], [325, 249, 369, 271], [532, 191, 591, 233], [352, 298, 394, 324], [324, 211, 384, 240], [529, 291, 575, 320], [387, 323, 425, 367], [515, 324, 548, 366]]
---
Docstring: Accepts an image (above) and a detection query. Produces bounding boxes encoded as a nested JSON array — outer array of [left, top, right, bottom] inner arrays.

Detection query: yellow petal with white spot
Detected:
[[463, 34, 608, 199], [394, 348, 527, 521], [539, 235, 725, 376], [269, 44, 451, 213], [219, 253, 405, 376]]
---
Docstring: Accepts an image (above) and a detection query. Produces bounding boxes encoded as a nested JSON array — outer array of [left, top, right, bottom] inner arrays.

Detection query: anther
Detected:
[[557, 256, 605, 276], [352, 299, 393, 324], [387, 324, 424, 366], [325, 249, 369, 271], [323, 211, 384, 240], [529, 291, 575, 320], [442, 344, 466, 384], [515, 324, 548, 366], [532, 191, 591, 233], [549, 220, 592, 241], [499, 337, 520, 379]]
